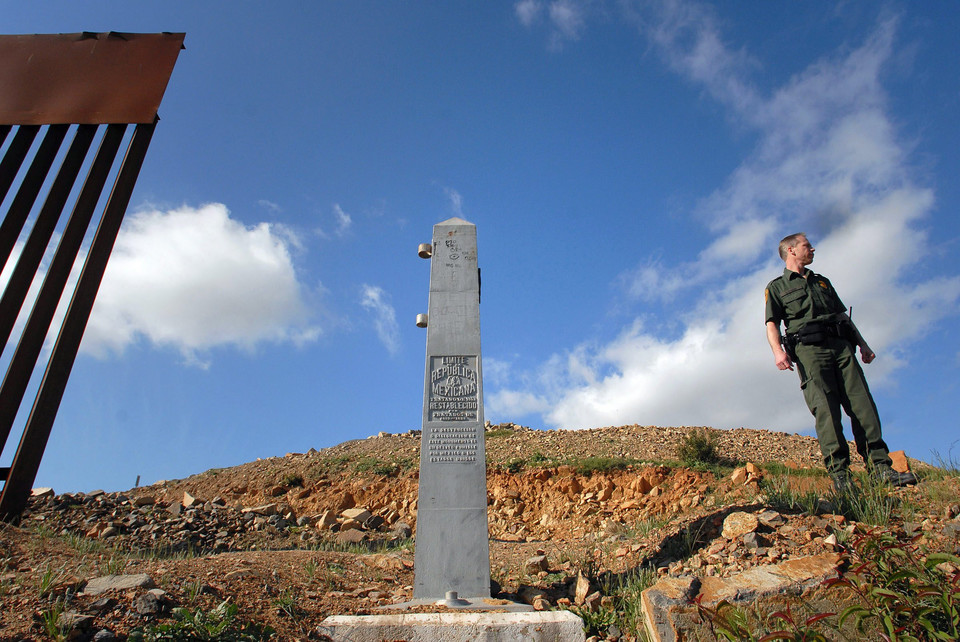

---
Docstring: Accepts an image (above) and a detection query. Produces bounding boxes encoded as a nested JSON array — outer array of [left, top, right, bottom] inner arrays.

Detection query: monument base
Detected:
[[317, 611, 586, 642], [386, 594, 534, 612]]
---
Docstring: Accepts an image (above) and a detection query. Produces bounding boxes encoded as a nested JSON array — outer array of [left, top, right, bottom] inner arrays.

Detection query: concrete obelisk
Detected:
[[413, 217, 490, 601], [316, 220, 584, 639]]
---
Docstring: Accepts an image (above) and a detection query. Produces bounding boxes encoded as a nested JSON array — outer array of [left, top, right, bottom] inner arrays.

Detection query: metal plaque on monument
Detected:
[[413, 217, 490, 602]]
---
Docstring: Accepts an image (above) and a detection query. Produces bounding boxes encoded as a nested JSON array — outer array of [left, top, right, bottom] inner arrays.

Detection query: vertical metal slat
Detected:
[[0, 121, 155, 519], [0, 124, 68, 271], [0, 124, 125, 457], [0, 124, 97, 354], [0, 125, 40, 208]]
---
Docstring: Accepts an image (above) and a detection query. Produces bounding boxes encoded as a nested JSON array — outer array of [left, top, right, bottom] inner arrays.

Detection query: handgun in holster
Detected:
[[781, 333, 798, 362]]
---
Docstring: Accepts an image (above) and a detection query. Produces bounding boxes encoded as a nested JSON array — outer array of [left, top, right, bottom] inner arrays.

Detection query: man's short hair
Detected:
[[778, 233, 806, 260]]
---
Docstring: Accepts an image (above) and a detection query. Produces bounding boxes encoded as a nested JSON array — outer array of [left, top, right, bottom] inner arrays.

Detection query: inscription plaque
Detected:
[[428, 355, 479, 422]]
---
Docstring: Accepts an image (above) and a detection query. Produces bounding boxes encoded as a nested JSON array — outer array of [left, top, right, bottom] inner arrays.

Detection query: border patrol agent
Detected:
[[764, 233, 916, 491]]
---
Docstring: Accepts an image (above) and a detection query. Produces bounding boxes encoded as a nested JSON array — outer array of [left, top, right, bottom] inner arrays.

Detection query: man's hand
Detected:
[[774, 350, 794, 371], [766, 321, 794, 371], [842, 313, 876, 364]]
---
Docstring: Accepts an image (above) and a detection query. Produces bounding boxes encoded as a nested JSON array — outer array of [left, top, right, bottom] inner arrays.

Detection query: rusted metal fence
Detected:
[[0, 32, 184, 518]]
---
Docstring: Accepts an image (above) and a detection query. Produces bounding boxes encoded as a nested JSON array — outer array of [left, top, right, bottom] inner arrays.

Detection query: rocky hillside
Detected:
[[121, 423, 826, 532], [1, 423, 955, 641]]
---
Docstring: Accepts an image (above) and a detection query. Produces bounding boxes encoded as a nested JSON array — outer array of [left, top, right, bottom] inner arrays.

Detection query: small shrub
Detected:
[[184, 579, 206, 605], [696, 599, 833, 641], [129, 600, 275, 641], [352, 455, 406, 476], [609, 566, 657, 635], [485, 428, 513, 439], [39, 600, 71, 642], [528, 451, 549, 465], [828, 529, 960, 640], [676, 428, 719, 465], [565, 603, 619, 638], [281, 473, 303, 488], [37, 564, 67, 598], [273, 589, 305, 620]]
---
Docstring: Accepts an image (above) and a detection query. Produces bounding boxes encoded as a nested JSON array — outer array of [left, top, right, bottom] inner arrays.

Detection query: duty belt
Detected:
[[787, 320, 842, 343]]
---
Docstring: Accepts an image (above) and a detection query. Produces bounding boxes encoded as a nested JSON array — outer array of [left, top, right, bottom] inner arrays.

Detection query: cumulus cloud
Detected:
[[360, 284, 400, 355], [82, 203, 320, 364], [491, 4, 960, 435]]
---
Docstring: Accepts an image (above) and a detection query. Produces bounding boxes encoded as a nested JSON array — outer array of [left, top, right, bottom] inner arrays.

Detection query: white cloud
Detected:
[[515, 0, 541, 27], [514, 0, 588, 49], [488, 389, 552, 417], [316, 203, 353, 239], [82, 203, 319, 363], [257, 199, 282, 214], [491, 5, 960, 435], [333, 204, 353, 236], [444, 188, 465, 218], [549, 0, 586, 42], [360, 284, 400, 355]]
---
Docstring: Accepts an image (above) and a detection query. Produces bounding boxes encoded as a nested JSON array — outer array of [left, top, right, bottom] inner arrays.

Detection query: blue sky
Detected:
[[2, 1, 959, 493]]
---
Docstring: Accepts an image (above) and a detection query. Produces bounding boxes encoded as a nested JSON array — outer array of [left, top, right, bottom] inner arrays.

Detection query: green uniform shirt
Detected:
[[765, 268, 846, 334]]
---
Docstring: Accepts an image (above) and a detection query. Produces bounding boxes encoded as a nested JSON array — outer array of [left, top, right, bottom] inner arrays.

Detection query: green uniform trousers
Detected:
[[794, 337, 892, 474]]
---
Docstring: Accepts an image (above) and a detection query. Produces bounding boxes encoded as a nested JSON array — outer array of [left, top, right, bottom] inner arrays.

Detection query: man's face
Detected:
[[791, 236, 815, 265]]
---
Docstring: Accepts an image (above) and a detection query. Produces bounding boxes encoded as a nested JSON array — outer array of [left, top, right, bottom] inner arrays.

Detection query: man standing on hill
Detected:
[[764, 233, 916, 491]]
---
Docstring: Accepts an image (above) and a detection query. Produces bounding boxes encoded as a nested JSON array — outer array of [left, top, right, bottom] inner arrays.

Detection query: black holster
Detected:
[[781, 333, 798, 362]]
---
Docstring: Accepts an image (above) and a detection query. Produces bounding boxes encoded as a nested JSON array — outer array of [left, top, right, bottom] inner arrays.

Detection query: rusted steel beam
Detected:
[[0, 121, 156, 519], [0, 125, 68, 269], [0, 125, 125, 456], [0, 32, 185, 125], [0, 124, 97, 354], [0, 125, 39, 204]]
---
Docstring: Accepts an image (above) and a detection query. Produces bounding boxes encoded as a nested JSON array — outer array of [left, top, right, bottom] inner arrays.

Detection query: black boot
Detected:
[[831, 471, 853, 494], [875, 467, 918, 487]]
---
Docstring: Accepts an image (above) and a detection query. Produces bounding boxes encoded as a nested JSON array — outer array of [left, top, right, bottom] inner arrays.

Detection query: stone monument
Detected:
[[317, 218, 585, 640], [413, 217, 490, 602]]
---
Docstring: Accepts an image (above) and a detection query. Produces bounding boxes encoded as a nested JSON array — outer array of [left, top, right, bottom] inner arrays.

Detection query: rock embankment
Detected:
[[26, 487, 411, 555]]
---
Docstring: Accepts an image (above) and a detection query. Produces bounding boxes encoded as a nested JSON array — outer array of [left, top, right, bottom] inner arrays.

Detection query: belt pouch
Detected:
[[797, 321, 827, 345]]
